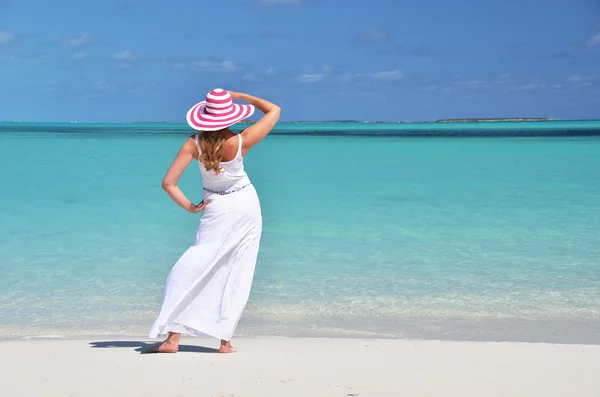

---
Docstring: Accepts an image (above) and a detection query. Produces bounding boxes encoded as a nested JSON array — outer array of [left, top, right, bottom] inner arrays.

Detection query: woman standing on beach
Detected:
[[146, 89, 280, 354]]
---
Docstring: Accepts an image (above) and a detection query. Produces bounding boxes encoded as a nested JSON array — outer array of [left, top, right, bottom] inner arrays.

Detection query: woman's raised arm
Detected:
[[228, 91, 280, 155]]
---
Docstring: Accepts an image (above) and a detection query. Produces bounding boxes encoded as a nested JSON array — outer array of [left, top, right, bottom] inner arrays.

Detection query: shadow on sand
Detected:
[[89, 341, 219, 354]]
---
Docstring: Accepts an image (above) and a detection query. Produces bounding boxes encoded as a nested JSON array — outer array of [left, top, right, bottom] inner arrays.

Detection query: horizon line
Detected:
[[2, 117, 600, 124]]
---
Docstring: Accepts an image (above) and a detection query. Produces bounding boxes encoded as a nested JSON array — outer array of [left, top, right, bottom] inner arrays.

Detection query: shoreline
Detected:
[[6, 333, 600, 346], [4, 334, 600, 347], [2, 314, 599, 345], [2, 336, 599, 397]]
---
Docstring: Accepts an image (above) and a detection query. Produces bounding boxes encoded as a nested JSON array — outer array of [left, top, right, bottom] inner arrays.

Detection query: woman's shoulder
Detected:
[[186, 133, 198, 146], [182, 134, 199, 156]]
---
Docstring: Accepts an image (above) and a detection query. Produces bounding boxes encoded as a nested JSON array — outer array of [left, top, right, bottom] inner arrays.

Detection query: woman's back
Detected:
[[194, 132, 251, 193]]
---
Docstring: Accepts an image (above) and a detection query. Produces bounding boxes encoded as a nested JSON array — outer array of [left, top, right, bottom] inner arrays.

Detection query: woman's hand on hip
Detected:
[[188, 199, 211, 213]]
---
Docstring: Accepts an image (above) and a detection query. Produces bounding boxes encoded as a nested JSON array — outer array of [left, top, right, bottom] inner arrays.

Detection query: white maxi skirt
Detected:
[[148, 184, 262, 341]]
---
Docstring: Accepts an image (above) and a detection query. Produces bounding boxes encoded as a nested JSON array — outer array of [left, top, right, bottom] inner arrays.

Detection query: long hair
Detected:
[[197, 129, 228, 174]]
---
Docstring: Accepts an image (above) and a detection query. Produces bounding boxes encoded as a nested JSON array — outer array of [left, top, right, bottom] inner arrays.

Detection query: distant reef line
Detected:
[[109, 117, 566, 124], [236, 117, 563, 124]]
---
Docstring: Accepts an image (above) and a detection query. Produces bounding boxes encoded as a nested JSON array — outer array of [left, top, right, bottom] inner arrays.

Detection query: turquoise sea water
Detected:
[[1, 121, 599, 343]]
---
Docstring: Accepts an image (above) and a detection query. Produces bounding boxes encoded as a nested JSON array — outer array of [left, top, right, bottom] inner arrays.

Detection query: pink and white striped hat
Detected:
[[186, 88, 255, 131]]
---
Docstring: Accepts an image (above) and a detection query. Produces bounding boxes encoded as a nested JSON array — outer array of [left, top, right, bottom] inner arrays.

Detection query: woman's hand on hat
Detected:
[[227, 90, 242, 100], [188, 199, 211, 213]]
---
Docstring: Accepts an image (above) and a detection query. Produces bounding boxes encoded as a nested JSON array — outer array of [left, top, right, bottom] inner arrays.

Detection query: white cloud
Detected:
[[568, 75, 594, 87], [446, 75, 594, 94], [464, 79, 488, 89], [341, 69, 404, 83], [242, 68, 278, 81], [568, 75, 583, 83], [586, 34, 600, 47], [239, 67, 280, 82], [173, 60, 240, 72], [3, 54, 46, 62], [112, 49, 135, 61], [73, 52, 86, 60], [432, 75, 550, 94], [70, 34, 89, 47], [372, 70, 404, 81], [298, 66, 331, 83], [0, 31, 14, 44], [299, 73, 326, 83], [341, 73, 364, 82], [516, 83, 537, 91], [190, 60, 239, 72], [259, 0, 302, 5]]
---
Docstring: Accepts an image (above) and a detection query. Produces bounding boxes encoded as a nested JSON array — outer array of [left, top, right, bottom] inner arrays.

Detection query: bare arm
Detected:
[[229, 91, 280, 154], [161, 137, 210, 213]]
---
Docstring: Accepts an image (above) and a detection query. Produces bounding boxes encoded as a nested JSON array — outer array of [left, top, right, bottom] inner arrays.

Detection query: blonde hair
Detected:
[[197, 129, 228, 174]]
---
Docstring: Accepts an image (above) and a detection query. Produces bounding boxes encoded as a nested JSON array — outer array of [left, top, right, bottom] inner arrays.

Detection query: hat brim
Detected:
[[186, 101, 255, 131]]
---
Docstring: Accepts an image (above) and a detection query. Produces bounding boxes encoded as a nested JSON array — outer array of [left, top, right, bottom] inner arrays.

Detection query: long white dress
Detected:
[[148, 133, 262, 341]]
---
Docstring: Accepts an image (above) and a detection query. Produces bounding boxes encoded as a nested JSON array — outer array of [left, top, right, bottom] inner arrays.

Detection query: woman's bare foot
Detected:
[[218, 339, 237, 354], [145, 340, 178, 353], [144, 332, 181, 354]]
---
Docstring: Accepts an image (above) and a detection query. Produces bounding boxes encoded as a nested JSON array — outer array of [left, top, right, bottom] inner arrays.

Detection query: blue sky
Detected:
[[1, 0, 599, 122]]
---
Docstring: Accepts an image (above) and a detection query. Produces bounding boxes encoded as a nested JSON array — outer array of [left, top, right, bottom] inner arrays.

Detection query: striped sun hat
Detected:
[[186, 88, 255, 131]]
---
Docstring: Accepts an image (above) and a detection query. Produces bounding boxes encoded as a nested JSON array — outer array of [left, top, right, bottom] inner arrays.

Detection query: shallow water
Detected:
[[1, 124, 599, 343]]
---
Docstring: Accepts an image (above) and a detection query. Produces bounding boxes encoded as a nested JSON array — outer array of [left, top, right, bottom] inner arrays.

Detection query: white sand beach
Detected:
[[1, 336, 599, 397]]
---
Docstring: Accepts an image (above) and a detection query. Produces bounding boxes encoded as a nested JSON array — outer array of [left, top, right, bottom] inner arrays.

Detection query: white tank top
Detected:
[[194, 133, 251, 192]]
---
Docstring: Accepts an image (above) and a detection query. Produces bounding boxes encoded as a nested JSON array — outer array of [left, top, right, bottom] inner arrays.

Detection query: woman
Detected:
[[146, 88, 280, 354]]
